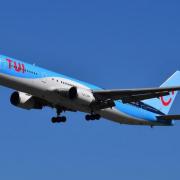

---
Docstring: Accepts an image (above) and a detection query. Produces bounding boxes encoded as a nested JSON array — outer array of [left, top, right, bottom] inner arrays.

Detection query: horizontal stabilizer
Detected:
[[157, 115, 180, 120]]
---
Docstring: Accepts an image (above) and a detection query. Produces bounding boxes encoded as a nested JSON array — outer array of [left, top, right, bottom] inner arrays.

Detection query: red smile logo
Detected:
[[160, 91, 175, 106]]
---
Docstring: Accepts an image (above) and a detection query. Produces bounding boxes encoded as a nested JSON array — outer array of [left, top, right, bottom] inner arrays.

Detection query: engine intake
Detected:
[[10, 91, 20, 106], [69, 87, 78, 99]]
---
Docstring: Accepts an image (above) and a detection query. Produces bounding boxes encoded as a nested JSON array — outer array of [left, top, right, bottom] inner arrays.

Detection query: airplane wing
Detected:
[[93, 86, 180, 103], [157, 115, 180, 120]]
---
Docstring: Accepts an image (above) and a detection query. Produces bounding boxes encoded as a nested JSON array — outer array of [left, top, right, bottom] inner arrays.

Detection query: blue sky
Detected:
[[0, 0, 180, 179]]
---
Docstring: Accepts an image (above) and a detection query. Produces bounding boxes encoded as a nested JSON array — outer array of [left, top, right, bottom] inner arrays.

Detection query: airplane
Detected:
[[0, 54, 180, 127]]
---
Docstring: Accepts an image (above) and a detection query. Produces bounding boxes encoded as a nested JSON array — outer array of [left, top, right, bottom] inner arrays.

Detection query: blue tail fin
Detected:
[[143, 71, 180, 115]]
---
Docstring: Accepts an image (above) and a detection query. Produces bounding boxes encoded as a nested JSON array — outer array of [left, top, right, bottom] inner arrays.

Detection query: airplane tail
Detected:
[[143, 71, 180, 115]]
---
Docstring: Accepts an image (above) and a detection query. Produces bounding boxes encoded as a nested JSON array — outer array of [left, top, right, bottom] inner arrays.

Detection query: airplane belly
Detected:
[[0, 73, 33, 92], [96, 108, 154, 126], [0, 74, 47, 99], [0, 74, 91, 111]]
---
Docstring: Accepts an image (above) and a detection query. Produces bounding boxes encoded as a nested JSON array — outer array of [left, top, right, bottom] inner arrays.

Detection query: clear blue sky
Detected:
[[0, 0, 180, 179]]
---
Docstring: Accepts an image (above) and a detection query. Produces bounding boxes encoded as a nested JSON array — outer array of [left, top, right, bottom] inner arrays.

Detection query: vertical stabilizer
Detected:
[[143, 71, 180, 114]]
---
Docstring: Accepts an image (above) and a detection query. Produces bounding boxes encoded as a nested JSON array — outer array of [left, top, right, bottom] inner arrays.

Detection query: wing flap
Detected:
[[121, 92, 169, 103]]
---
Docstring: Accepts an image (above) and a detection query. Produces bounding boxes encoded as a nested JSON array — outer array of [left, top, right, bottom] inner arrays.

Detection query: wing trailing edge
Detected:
[[93, 86, 180, 102], [157, 115, 180, 120]]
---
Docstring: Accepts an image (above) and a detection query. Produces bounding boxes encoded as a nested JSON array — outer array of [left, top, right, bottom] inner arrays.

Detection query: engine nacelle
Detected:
[[10, 91, 43, 110], [55, 86, 95, 105], [69, 87, 95, 105]]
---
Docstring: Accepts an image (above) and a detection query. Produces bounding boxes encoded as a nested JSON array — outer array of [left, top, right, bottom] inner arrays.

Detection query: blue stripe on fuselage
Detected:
[[115, 101, 157, 121], [0, 55, 101, 90]]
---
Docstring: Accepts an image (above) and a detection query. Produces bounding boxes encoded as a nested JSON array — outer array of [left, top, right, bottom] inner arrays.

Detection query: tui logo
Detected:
[[6, 59, 25, 73], [160, 91, 175, 106]]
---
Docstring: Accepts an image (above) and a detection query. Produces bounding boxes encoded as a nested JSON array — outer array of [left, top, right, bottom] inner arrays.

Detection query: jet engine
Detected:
[[10, 91, 43, 110], [69, 87, 95, 105], [56, 86, 95, 105]]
